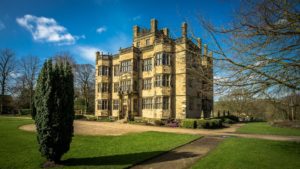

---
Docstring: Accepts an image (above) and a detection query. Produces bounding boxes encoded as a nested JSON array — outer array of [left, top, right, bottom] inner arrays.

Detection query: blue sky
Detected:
[[0, 0, 239, 64]]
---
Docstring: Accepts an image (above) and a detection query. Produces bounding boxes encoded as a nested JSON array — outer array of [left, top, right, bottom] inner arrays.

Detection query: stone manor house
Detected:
[[95, 19, 213, 120]]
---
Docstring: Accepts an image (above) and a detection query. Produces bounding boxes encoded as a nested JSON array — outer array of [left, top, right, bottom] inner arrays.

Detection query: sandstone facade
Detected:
[[95, 19, 213, 119]]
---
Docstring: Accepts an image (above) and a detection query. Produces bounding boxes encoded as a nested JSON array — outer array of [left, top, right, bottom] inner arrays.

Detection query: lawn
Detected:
[[0, 116, 199, 169], [192, 137, 300, 169], [237, 122, 300, 136]]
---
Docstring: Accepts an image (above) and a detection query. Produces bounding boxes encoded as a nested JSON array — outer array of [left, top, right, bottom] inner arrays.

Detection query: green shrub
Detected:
[[196, 119, 222, 129], [97, 116, 115, 122], [154, 120, 163, 126], [74, 114, 85, 120], [209, 119, 223, 128], [223, 118, 235, 124], [181, 119, 196, 129], [86, 115, 97, 121], [225, 115, 239, 122], [19, 109, 31, 115], [196, 119, 208, 128]]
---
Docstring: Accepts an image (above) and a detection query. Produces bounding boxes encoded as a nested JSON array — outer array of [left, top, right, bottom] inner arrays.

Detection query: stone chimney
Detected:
[[133, 25, 140, 38], [181, 22, 187, 40], [96, 51, 100, 63], [163, 28, 169, 37], [150, 18, 158, 33]]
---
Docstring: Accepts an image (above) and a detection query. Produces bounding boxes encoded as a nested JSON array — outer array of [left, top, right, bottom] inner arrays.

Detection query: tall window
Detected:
[[143, 78, 152, 90], [189, 98, 193, 110], [155, 53, 162, 66], [154, 97, 162, 109], [97, 99, 108, 110], [98, 66, 110, 76], [113, 65, 119, 76], [142, 58, 152, 71], [120, 80, 131, 91], [163, 97, 169, 110], [113, 100, 119, 110], [120, 60, 132, 73], [154, 74, 170, 87], [155, 53, 171, 66], [146, 39, 150, 46], [113, 83, 119, 92], [98, 83, 110, 92], [154, 96, 169, 109], [142, 97, 152, 109]]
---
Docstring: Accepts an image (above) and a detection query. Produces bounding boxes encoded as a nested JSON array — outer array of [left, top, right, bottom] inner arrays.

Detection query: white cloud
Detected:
[[75, 46, 105, 62], [96, 26, 107, 34], [16, 14, 81, 45], [0, 20, 5, 30]]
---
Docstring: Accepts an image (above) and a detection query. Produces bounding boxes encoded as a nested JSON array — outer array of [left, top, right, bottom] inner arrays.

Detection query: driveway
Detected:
[[19, 120, 300, 142]]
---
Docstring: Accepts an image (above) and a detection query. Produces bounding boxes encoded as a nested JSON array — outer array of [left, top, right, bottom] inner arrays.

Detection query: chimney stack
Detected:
[[150, 18, 158, 33], [203, 44, 208, 56], [96, 51, 100, 63], [133, 25, 140, 38], [181, 22, 187, 40], [163, 28, 169, 37]]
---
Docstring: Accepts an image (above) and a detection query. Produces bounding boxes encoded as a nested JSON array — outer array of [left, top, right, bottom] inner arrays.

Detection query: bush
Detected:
[[154, 120, 163, 126], [97, 116, 115, 122], [225, 115, 239, 122], [209, 119, 223, 128], [195, 119, 223, 129], [164, 119, 180, 128], [85, 115, 97, 121], [196, 119, 208, 129], [223, 118, 235, 124], [181, 119, 196, 129], [19, 109, 31, 115], [74, 114, 85, 120]]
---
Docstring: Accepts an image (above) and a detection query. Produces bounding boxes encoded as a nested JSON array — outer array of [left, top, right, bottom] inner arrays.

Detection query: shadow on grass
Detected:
[[62, 151, 198, 166]]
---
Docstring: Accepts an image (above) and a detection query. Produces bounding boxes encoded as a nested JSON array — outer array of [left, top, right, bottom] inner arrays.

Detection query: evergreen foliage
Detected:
[[34, 59, 74, 163]]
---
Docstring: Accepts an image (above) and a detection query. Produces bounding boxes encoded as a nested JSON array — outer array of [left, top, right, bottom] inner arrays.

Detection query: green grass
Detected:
[[237, 122, 300, 136], [192, 137, 300, 169], [0, 116, 199, 169]]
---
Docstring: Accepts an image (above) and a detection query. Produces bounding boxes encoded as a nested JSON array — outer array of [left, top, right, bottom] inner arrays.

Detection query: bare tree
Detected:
[[197, 0, 300, 120], [198, 0, 300, 90], [53, 52, 76, 67], [75, 64, 95, 114], [0, 49, 17, 113], [18, 55, 41, 110]]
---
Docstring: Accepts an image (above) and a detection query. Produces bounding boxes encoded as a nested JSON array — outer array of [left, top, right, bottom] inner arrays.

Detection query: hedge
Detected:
[[181, 119, 223, 129], [181, 119, 196, 128]]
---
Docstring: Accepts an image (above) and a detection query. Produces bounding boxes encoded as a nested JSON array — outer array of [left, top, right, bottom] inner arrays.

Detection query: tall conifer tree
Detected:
[[34, 59, 74, 164]]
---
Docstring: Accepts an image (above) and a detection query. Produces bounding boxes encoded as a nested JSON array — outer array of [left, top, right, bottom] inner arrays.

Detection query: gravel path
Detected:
[[19, 120, 300, 142]]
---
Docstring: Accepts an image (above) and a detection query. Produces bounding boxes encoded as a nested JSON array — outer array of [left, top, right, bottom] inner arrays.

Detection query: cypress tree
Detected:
[[34, 59, 74, 164]]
